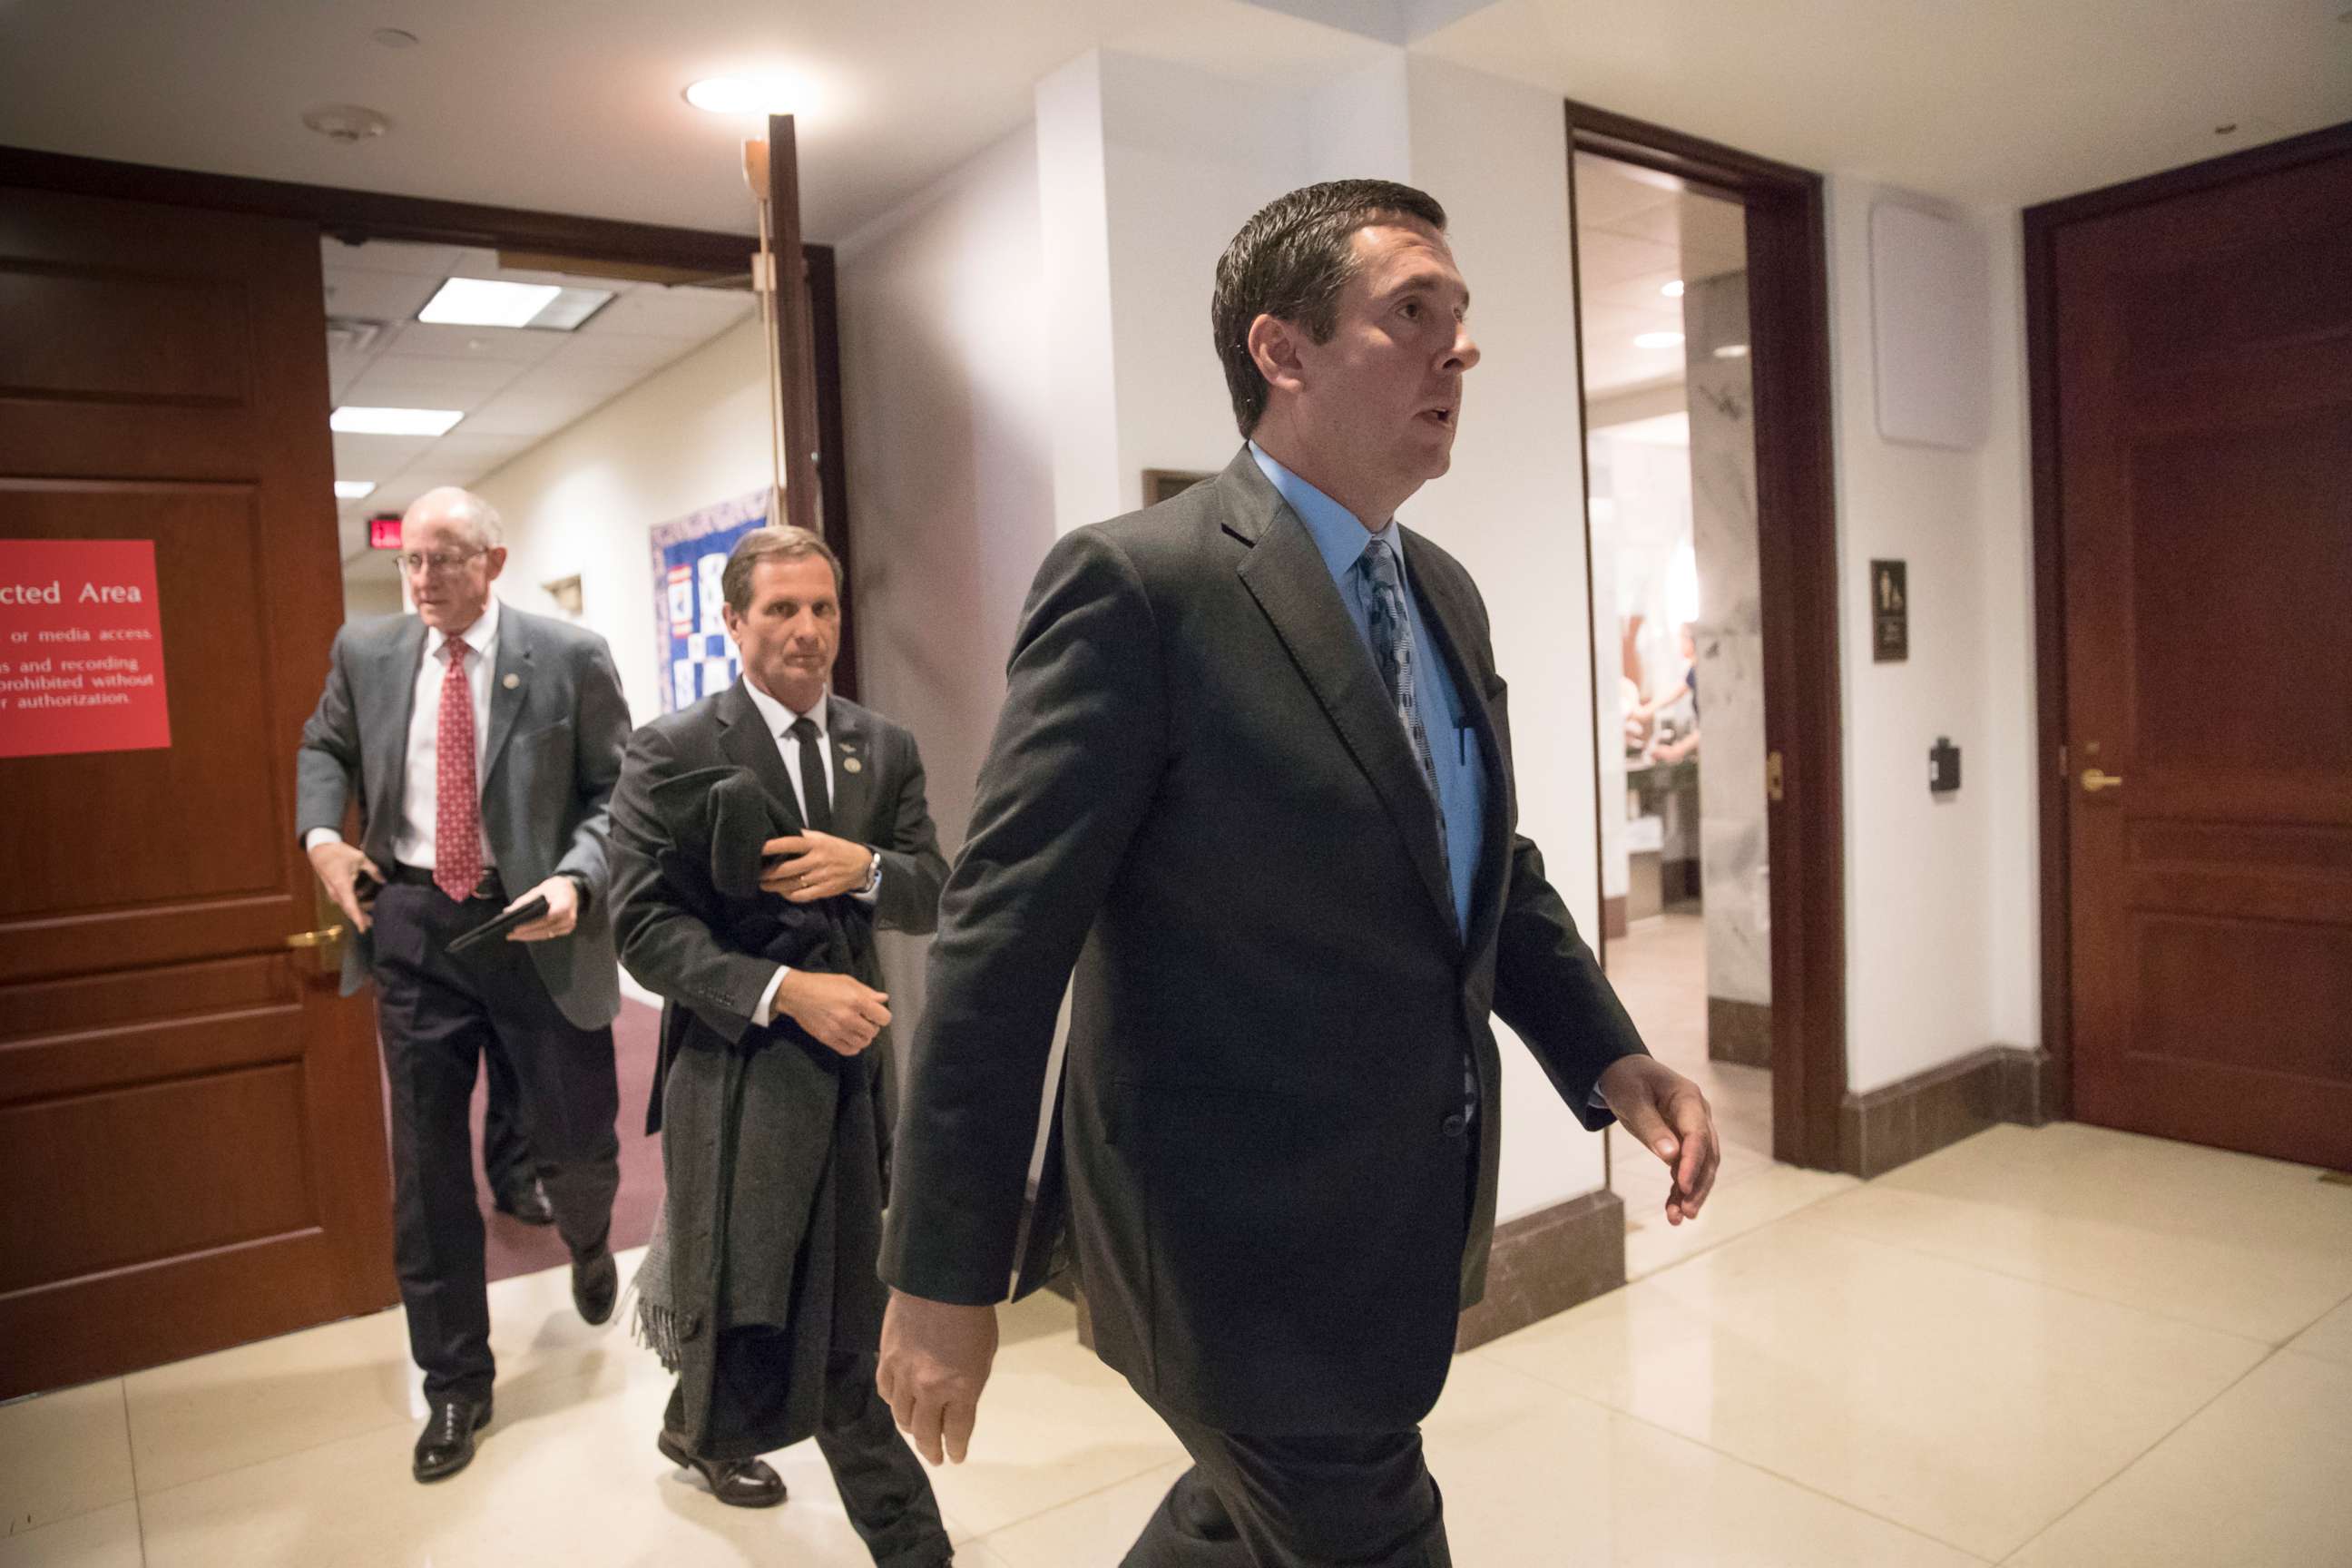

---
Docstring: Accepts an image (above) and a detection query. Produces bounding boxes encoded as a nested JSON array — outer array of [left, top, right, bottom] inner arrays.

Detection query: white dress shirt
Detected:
[[740, 678, 879, 1027], [306, 599, 500, 870]]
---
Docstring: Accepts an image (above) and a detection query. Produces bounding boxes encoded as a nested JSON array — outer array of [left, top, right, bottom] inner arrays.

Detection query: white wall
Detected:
[[472, 318, 772, 726], [1827, 179, 2038, 1092], [837, 122, 1058, 1032]]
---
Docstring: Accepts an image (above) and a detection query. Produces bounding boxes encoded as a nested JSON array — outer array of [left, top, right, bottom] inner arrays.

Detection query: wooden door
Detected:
[[0, 188, 396, 1398], [2055, 146, 2352, 1170]]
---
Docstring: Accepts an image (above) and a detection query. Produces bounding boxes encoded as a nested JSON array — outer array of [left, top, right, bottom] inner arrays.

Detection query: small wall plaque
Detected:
[[1872, 559, 1908, 662]]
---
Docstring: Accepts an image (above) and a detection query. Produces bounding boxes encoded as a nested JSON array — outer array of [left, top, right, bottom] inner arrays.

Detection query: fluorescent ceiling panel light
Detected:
[[334, 480, 377, 500], [1634, 331, 1685, 349], [330, 406, 465, 436], [417, 277, 610, 330], [1661, 279, 1686, 298], [1714, 343, 1751, 359]]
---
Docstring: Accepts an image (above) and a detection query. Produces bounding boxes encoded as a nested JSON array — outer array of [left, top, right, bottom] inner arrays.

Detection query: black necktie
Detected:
[[789, 715, 832, 832]]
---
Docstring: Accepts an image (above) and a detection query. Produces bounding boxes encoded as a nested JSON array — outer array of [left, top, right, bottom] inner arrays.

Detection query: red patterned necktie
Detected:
[[434, 641, 485, 900]]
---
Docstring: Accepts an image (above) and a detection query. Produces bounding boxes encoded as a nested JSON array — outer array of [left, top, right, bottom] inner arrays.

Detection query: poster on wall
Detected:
[[648, 488, 770, 713], [0, 539, 172, 760]]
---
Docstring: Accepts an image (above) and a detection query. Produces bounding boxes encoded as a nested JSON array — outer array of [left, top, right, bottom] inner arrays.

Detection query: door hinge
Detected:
[[1766, 750, 1785, 803]]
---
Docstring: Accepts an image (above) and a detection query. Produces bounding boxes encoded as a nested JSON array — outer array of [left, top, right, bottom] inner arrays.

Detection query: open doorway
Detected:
[[1577, 153, 1778, 1207], [1563, 103, 1847, 1260], [321, 235, 769, 1286]]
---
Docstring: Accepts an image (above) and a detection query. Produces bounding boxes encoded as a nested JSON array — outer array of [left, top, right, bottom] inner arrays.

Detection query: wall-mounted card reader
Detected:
[[1929, 736, 1962, 795]]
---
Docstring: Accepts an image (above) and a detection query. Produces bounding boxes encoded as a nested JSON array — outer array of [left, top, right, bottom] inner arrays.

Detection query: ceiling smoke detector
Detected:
[[303, 104, 392, 145]]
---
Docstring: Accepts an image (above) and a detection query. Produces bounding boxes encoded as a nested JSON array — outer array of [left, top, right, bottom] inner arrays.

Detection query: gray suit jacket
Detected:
[[881, 446, 1648, 1436], [294, 602, 632, 1030]]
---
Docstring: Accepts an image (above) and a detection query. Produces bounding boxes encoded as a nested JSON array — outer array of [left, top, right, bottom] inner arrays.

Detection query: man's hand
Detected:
[[775, 969, 891, 1056], [1597, 1054, 1720, 1226], [504, 875, 581, 942], [877, 1290, 998, 1465], [761, 831, 875, 903], [307, 839, 383, 934]]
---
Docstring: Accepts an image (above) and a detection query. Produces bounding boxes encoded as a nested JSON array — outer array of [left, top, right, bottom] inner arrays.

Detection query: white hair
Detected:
[[405, 486, 504, 549]]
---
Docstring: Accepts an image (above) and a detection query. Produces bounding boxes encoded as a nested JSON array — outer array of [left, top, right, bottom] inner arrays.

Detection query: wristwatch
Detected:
[[862, 849, 882, 897]]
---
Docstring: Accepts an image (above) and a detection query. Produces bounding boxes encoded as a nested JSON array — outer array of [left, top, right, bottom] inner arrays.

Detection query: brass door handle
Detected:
[[285, 925, 346, 948], [2080, 769, 2125, 795]]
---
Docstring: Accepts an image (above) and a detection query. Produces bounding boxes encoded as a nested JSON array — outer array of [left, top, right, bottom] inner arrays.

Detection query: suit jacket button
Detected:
[[1442, 1112, 1468, 1138]]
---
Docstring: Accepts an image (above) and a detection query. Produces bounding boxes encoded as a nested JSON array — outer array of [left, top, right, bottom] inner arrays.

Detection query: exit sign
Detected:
[[368, 515, 404, 551]]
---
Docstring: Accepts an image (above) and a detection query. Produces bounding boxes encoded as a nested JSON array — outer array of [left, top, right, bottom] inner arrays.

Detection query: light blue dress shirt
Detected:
[[1250, 443, 1487, 937]]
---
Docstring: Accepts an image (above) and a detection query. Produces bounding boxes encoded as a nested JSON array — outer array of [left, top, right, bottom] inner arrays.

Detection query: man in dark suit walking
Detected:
[[297, 486, 631, 1484], [608, 525, 954, 1565], [876, 181, 1722, 1564]]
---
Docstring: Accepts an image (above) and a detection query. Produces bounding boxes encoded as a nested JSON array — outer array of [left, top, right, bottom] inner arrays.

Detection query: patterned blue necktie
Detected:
[[1356, 538, 1446, 852], [1356, 536, 1478, 1124]]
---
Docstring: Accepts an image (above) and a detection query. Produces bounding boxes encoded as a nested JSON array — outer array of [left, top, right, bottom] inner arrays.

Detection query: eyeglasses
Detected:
[[396, 548, 488, 578]]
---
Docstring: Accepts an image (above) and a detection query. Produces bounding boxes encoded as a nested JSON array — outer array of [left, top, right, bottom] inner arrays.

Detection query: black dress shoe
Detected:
[[573, 1246, 618, 1326], [494, 1178, 554, 1227], [413, 1396, 492, 1483], [657, 1428, 787, 1508]]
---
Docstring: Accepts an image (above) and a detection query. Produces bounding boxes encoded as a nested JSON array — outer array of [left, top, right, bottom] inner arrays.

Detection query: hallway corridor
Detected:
[[5, 1121, 2347, 1565]]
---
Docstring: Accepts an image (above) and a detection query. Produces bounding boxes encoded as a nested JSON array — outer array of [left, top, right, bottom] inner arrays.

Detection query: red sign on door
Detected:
[[0, 539, 172, 759]]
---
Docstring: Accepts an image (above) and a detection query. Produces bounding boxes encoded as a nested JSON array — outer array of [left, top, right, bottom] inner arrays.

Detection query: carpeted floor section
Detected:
[[464, 997, 666, 1285]]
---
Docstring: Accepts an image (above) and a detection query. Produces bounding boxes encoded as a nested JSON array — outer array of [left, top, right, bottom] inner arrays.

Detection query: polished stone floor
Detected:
[[5, 1120, 2348, 1565]]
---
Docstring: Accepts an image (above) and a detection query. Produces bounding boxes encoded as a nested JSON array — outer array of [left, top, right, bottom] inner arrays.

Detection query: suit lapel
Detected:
[[826, 696, 872, 841], [481, 603, 530, 787], [1224, 453, 1457, 946], [717, 681, 805, 834], [379, 617, 429, 833], [1404, 533, 1513, 956]]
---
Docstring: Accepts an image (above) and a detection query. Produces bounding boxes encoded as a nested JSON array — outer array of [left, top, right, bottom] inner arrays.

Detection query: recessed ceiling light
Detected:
[[302, 103, 391, 144], [330, 407, 464, 436], [1634, 331, 1685, 349], [1661, 279, 1686, 298], [334, 480, 377, 501], [416, 277, 612, 330], [683, 74, 810, 115], [1714, 343, 1750, 359]]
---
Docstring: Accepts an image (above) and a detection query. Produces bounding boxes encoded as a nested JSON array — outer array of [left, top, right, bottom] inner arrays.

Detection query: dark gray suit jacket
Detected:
[[880, 446, 1648, 1436], [293, 602, 632, 1031], [606, 681, 948, 1085]]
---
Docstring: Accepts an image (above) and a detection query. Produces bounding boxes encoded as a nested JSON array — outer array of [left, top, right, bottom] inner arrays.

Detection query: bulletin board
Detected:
[[648, 488, 770, 714]]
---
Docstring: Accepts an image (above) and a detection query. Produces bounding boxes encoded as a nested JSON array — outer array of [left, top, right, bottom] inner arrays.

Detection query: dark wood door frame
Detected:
[[0, 143, 861, 697], [1563, 100, 1847, 1171], [2022, 119, 2352, 1123]]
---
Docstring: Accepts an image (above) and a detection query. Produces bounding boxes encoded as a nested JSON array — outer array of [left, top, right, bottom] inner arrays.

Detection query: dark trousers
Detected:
[[372, 877, 621, 1402], [665, 1340, 950, 1568], [479, 1031, 545, 1200], [1122, 1399, 1450, 1568]]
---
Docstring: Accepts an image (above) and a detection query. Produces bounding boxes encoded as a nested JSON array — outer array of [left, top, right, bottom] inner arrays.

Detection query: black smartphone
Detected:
[[352, 867, 382, 905]]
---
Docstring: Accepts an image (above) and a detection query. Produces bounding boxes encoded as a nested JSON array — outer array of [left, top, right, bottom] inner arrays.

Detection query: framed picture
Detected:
[[1143, 469, 1215, 506]]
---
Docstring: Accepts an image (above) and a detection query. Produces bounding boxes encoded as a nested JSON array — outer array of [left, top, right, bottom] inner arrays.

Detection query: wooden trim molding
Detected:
[[1839, 1045, 2053, 1180], [2020, 119, 2352, 1124], [1455, 1189, 1627, 1351], [1707, 997, 1773, 1068], [1564, 99, 1848, 1171], [0, 144, 760, 275]]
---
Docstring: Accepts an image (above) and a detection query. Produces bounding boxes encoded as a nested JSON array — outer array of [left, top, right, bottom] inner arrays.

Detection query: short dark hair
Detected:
[[721, 524, 842, 616], [1211, 180, 1449, 436]]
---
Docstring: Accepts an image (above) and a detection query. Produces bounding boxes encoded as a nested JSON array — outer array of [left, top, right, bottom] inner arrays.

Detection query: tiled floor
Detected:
[[1602, 911, 1835, 1278], [5, 1121, 2347, 1565]]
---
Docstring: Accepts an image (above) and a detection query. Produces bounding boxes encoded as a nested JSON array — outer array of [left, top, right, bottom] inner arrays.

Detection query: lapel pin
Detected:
[[502, 672, 520, 690], [843, 757, 863, 774]]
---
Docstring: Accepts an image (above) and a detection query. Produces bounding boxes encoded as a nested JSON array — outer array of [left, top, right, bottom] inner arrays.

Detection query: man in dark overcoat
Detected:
[[609, 524, 952, 1568]]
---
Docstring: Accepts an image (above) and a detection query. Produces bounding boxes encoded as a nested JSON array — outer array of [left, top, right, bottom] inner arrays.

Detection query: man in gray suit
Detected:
[[607, 526, 953, 1564], [877, 181, 1720, 1564], [297, 485, 632, 1484]]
